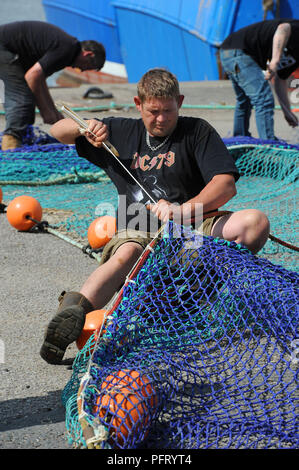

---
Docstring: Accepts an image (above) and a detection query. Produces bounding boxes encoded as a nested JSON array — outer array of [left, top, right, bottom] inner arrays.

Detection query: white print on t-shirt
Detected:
[[131, 187, 144, 203], [129, 176, 168, 205], [142, 175, 168, 201], [277, 50, 296, 70]]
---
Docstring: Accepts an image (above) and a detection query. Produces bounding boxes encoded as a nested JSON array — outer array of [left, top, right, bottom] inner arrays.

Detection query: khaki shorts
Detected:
[[99, 214, 229, 265]]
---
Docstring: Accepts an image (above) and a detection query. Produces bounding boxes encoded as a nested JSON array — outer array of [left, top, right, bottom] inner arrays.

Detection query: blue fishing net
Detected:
[[0, 126, 298, 449], [63, 224, 298, 449]]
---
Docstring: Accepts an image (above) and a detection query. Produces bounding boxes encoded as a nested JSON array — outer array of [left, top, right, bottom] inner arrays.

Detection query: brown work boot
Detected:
[[1, 134, 22, 150], [40, 291, 94, 364]]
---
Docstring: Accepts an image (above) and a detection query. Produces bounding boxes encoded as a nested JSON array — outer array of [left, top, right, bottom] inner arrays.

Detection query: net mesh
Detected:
[[63, 226, 298, 449], [0, 127, 298, 449], [0, 128, 297, 267]]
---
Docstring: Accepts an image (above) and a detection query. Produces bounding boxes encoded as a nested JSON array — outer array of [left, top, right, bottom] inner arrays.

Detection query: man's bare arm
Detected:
[[265, 22, 291, 80], [148, 174, 237, 224], [24, 62, 63, 124], [51, 117, 109, 146]]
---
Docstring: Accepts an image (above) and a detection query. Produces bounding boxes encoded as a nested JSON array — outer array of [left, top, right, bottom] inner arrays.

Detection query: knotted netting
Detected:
[[0, 126, 117, 242], [0, 128, 297, 268], [62, 223, 298, 449], [0, 127, 298, 448]]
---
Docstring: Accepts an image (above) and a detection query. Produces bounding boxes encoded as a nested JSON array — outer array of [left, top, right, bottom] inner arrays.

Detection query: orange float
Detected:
[[94, 369, 158, 447], [76, 309, 111, 350], [87, 216, 117, 249], [6, 195, 42, 231], [101, 369, 158, 408]]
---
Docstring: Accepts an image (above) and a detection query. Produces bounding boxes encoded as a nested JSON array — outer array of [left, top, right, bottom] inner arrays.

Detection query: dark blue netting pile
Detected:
[[62, 223, 298, 449]]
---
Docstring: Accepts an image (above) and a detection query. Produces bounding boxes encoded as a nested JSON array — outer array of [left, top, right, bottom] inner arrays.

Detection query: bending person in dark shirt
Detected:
[[0, 21, 106, 150], [220, 19, 299, 140], [40, 68, 270, 364]]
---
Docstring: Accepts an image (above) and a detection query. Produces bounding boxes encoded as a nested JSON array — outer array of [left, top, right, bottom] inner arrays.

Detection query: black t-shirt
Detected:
[[75, 116, 239, 233], [0, 21, 81, 76], [221, 19, 299, 79]]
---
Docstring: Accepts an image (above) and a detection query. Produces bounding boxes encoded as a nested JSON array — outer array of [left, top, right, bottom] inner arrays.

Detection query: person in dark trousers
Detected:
[[40, 68, 270, 364], [220, 19, 299, 140], [0, 21, 106, 150]]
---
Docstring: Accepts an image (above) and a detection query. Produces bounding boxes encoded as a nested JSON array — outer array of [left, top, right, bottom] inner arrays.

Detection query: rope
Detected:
[[26, 216, 103, 262], [1, 102, 298, 115], [203, 210, 299, 252], [1, 202, 298, 253], [269, 233, 299, 252], [0, 172, 110, 186]]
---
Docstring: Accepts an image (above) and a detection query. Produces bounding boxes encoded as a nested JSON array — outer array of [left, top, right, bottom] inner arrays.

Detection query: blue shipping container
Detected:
[[42, 0, 123, 63], [42, 0, 299, 81], [112, 0, 299, 82], [233, 0, 299, 30], [111, 0, 240, 82]]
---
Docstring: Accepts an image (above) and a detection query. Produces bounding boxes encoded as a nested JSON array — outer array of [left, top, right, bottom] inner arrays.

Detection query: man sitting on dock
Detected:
[[40, 68, 270, 364], [0, 20, 106, 150]]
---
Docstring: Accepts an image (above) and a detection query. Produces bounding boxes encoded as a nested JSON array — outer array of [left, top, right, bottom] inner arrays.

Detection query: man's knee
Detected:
[[242, 209, 269, 231], [212, 209, 270, 254], [235, 209, 270, 253], [113, 241, 144, 265]]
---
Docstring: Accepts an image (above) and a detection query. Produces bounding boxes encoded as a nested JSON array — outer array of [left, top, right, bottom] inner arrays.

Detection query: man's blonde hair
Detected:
[[137, 68, 180, 103]]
